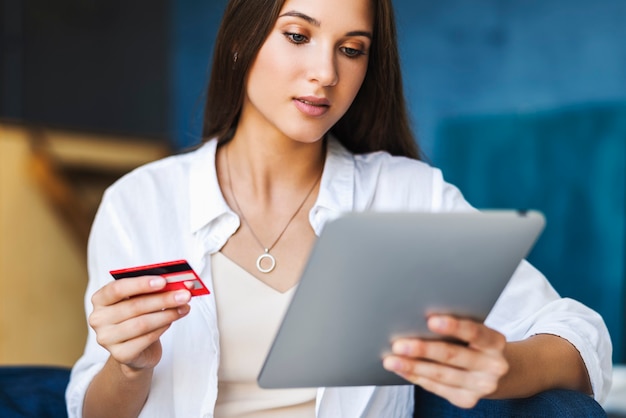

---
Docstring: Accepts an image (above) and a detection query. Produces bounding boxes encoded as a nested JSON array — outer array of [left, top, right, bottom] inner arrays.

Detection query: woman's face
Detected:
[[240, 0, 373, 144]]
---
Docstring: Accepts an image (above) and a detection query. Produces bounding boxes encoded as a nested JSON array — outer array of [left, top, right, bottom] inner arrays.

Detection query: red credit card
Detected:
[[110, 260, 210, 297]]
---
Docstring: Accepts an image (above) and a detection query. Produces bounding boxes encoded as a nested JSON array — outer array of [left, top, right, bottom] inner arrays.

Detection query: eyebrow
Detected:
[[278, 10, 373, 39], [279, 11, 321, 27]]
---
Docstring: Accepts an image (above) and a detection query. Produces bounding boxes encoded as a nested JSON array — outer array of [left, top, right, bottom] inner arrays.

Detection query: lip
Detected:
[[293, 96, 331, 117]]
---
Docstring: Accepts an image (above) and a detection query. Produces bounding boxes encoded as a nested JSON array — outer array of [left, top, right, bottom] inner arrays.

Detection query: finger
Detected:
[[411, 374, 483, 409], [383, 355, 500, 395], [108, 325, 170, 366], [383, 356, 491, 408], [92, 276, 168, 306], [90, 288, 192, 327], [428, 315, 506, 353], [390, 338, 500, 372], [117, 289, 192, 324], [384, 355, 467, 389], [95, 304, 190, 346]]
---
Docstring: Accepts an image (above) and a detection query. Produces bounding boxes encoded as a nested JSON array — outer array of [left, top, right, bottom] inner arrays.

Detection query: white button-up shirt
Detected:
[[66, 138, 612, 417]]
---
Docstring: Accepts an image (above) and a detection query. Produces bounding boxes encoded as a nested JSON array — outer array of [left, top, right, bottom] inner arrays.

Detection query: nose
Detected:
[[308, 45, 338, 87]]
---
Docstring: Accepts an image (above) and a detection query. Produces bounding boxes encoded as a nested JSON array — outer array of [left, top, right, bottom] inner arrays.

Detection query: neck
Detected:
[[222, 132, 326, 201]]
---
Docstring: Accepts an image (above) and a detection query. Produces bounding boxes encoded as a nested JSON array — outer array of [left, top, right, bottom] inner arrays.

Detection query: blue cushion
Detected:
[[433, 102, 626, 362]]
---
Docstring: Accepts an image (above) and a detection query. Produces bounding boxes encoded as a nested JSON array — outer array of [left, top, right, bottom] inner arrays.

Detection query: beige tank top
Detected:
[[212, 252, 316, 417]]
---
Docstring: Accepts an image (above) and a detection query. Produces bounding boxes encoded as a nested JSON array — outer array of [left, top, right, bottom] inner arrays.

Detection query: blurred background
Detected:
[[0, 0, 624, 410]]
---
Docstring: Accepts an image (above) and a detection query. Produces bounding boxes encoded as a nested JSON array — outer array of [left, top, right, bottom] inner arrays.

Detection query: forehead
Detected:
[[278, 0, 374, 30]]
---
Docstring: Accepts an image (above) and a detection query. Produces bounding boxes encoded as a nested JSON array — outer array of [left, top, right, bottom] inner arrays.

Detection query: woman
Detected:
[[66, 0, 612, 416]]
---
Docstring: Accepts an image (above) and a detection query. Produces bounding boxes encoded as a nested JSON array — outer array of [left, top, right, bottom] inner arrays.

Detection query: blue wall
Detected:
[[171, 0, 626, 361], [396, 0, 626, 155], [171, 0, 225, 149]]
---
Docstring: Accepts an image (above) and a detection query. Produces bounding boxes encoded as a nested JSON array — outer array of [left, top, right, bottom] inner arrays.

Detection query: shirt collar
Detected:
[[189, 139, 232, 234], [310, 136, 355, 235]]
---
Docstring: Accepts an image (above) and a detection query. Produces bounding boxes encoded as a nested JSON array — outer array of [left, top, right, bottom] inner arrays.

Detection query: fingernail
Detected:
[[174, 290, 191, 303], [383, 357, 402, 372], [393, 341, 410, 355], [177, 305, 190, 316], [429, 316, 445, 330], [150, 277, 166, 288]]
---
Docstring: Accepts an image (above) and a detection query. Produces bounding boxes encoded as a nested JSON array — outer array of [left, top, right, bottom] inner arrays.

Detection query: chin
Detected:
[[287, 133, 328, 145], [283, 123, 335, 145]]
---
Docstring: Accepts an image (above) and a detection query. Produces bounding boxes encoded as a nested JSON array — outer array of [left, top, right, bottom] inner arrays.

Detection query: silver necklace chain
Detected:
[[225, 145, 322, 273]]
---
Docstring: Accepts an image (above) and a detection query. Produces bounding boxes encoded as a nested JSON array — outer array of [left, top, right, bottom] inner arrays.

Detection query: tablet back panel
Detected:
[[258, 210, 545, 388]]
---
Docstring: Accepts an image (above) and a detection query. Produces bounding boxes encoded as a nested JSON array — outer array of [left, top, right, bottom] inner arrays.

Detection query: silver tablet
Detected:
[[257, 210, 545, 388]]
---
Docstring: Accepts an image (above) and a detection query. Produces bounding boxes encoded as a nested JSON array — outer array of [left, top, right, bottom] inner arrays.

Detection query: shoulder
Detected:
[[103, 141, 215, 205], [351, 150, 443, 210], [87, 141, 218, 266], [354, 150, 440, 183], [346, 147, 472, 212], [327, 136, 440, 186]]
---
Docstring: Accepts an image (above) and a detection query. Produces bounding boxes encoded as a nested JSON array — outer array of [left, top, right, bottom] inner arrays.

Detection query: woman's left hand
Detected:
[[383, 315, 509, 409]]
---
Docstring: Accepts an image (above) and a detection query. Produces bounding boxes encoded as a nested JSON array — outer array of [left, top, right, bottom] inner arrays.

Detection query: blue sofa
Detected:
[[0, 366, 70, 418], [0, 365, 607, 417]]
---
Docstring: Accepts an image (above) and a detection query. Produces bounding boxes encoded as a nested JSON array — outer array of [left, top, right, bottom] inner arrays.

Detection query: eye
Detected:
[[284, 32, 308, 44], [340, 46, 366, 58]]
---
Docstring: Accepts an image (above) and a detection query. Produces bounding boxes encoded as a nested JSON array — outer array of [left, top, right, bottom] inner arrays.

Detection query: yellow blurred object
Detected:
[[0, 122, 170, 367]]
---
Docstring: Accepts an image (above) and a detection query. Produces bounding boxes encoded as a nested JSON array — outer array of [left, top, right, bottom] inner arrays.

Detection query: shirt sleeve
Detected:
[[431, 168, 613, 403], [487, 261, 612, 402], [65, 187, 138, 418]]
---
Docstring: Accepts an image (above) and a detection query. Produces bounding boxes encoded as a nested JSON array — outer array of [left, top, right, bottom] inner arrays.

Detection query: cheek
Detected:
[[339, 62, 368, 103], [252, 37, 292, 78], [246, 40, 295, 103]]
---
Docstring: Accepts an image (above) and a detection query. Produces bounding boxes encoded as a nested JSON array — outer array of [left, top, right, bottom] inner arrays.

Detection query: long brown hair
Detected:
[[202, 0, 422, 160]]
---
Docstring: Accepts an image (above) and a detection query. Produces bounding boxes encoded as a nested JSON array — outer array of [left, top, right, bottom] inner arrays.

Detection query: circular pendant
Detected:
[[256, 252, 276, 273]]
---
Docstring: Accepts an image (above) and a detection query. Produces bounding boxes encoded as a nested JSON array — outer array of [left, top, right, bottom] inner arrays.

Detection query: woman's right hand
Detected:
[[88, 276, 192, 372]]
